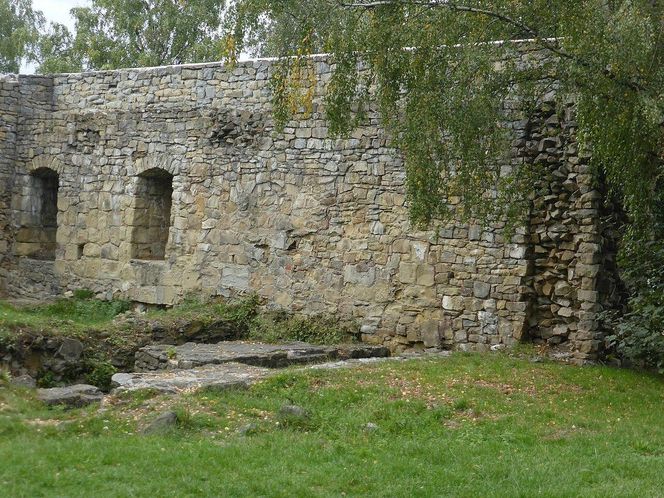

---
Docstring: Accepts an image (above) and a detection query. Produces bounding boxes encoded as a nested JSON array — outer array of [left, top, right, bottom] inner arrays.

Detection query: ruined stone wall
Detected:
[[0, 57, 618, 361], [0, 75, 19, 295], [521, 99, 621, 359]]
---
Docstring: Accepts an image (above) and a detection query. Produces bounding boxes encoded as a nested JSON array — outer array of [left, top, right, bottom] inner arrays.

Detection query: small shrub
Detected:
[[73, 289, 95, 300], [249, 311, 357, 345], [85, 358, 117, 392], [36, 371, 57, 388]]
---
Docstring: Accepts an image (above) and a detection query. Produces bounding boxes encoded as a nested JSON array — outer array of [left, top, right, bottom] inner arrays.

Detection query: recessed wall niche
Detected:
[[15, 167, 59, 261], [130, 168, 173, 260]]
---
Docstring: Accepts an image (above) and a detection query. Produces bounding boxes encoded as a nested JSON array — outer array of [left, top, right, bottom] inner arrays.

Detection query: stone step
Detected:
[[112, 363, 271, 394], [134, 341, 390, 371]]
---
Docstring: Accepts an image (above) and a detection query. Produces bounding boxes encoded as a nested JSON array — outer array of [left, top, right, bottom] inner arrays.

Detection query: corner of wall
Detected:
[[0, 75, 20, 296]]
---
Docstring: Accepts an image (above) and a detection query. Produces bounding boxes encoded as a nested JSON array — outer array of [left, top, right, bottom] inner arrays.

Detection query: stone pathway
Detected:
[[36, 341, 450, 401], [135, 341, 390, 371], [115, 341, 390, 393], [111, 362, 272, 394]]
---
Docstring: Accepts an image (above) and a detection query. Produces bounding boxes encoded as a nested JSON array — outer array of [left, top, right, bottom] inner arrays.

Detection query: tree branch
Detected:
[[338, 0, 644, 92]]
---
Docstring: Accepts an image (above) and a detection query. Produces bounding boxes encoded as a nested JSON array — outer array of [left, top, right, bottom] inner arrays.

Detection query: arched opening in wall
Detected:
[[130, 168, 173, 260], [16, 167, 59, 260]]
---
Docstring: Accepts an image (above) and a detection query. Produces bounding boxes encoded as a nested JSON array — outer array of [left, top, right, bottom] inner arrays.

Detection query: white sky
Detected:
[[35, 0, 90, 30], [20, 0, 91, 73]]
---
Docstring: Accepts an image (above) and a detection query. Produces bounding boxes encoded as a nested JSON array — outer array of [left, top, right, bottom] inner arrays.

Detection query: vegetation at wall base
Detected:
[[0, 293, 357, 389], [1, 353, 664, 496], [608, 212, 664, 372]]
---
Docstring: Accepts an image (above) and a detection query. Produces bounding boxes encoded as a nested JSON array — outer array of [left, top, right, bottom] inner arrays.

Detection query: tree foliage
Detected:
[[0, 0, 43, 72], [37, 0, 229, 72], [230, 0, 663, 228], [37, 23, 82, 74]]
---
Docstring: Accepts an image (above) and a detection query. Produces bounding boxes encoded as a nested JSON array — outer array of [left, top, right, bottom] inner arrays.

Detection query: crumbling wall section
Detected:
[[6, 76, 60, 297], [0, 75, 19, 295], [524, 98, 622, 361]]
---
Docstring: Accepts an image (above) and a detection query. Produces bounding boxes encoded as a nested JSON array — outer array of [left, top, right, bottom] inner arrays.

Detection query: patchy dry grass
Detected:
[[1, 352, 664, 496]]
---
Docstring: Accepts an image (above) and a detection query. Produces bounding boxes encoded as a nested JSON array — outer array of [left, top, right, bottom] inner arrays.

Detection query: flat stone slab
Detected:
[[112, 363, 271, 394], [134, 341, 390, 371], [37, 384, 103, 407]]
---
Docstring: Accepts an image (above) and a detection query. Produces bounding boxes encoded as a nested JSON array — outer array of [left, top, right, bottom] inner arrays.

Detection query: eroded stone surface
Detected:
[[37, 384, 103, 407], [142, 411, 178, 434], [112, 362, 271, 393], [134, 341, 390, 371]]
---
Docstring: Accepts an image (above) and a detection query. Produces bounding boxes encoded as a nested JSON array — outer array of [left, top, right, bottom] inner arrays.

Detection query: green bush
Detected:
[[608, 224, 664, 371], [73, 289, 95, 300], [249, 311, 357, 345], [36, 371, 57, 388], [84, 358, 117, 392]]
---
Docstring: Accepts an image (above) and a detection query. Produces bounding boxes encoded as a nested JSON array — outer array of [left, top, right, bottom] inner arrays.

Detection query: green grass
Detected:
[[1, 353, 663, 497], [0, 297, 131, 337], [0, 294, 251, 340], [0, 294, 355, 346]]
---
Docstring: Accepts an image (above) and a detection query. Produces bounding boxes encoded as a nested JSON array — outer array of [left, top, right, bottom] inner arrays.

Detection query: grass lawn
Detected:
[[1, 352, 663, 497]]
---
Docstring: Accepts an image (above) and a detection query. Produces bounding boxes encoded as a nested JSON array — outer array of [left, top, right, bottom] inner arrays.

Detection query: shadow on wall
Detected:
[[130, 167, 173, 261], [15, 167, 59, 261]]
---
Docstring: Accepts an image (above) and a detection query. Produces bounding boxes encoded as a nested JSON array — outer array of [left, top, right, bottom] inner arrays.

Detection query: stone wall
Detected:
[[0, 56, 619, 361], [0, 75, 19, 295]]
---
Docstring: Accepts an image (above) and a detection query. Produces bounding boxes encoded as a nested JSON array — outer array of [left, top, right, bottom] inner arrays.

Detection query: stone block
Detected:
[[399, 262, 417, 284], [473, 281, 491, 299], [442, 295, 463, 311]]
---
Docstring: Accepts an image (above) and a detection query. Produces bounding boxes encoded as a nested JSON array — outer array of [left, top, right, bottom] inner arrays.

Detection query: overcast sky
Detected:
[[35, 0, 90, 30], [21, 0, 91, 73]]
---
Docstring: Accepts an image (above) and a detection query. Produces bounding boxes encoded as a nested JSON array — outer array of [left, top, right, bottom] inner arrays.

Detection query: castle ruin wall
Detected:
[[0, 57, 618, 361]]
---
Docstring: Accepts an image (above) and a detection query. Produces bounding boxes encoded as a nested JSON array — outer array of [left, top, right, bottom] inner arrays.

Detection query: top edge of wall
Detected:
[[7, 37, 557, 79]]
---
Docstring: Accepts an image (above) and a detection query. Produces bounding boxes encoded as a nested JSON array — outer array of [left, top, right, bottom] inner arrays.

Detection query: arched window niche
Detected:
[[16, 167, 59, 261], [130, 167, 174, 260]]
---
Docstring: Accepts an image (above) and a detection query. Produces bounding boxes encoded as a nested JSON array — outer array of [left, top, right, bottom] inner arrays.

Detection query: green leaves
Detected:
[[231, 0, 662, 233], [0, 0, 43, 72], [35, 0, 228, 72]]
